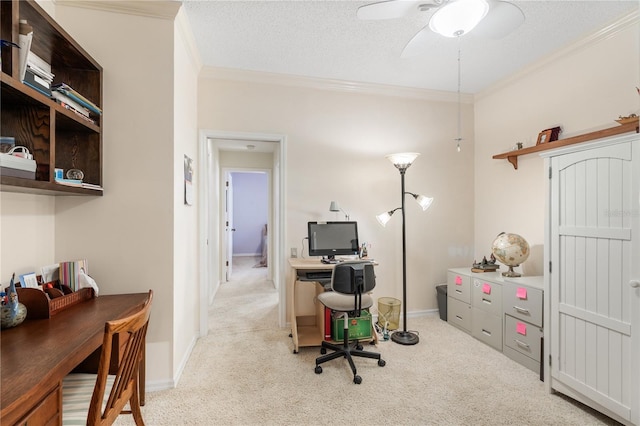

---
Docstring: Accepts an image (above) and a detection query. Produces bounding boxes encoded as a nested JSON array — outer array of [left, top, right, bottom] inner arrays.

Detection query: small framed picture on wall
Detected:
[[184, 154, 194, 206]]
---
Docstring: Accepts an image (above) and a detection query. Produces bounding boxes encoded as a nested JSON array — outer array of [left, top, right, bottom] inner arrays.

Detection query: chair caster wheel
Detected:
[[378, 359, 386, 367], [320, 347, 327, 354], [293, 350, 298, 354], [315, 366, 322, 374], [355, 344, 363, 350], [353, 375, 362, 384]]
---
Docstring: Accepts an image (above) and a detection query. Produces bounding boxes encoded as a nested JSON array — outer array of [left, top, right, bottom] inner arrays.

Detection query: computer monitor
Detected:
[[307, 221, 359, 260]]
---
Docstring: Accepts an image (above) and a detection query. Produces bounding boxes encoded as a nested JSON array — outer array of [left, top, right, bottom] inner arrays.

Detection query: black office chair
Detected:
[[314, 261, 385, 384]]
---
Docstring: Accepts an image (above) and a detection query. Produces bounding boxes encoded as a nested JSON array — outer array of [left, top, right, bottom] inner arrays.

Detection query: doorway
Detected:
[[198, 130, 286, 337], [224, 170, 270, 282]]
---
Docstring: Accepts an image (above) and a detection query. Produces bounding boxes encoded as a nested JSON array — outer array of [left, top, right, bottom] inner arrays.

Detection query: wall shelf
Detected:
[[0, 0, 103, 196], [493, 119, 639, 169]]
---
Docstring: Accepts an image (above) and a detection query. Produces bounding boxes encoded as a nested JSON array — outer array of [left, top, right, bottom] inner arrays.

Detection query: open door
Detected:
[[225, 173, 235, 281]]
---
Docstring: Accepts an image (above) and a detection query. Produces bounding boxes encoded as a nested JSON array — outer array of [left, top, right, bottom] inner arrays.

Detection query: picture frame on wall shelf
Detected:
[[536, 129, 553, 145]]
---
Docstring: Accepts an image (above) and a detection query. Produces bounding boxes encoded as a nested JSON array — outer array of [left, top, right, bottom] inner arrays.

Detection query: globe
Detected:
[[491, 232, 530, 277]]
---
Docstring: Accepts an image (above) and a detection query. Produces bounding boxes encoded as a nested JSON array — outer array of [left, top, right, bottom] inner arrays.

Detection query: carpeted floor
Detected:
[[116, 256, 620, 425]]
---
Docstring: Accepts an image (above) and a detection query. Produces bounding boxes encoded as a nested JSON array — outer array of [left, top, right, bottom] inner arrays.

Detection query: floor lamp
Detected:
[[376, 153, 433, 346]]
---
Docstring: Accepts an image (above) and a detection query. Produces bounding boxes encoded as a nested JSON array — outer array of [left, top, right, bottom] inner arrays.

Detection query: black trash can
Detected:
[[436, 285, 447, 321]]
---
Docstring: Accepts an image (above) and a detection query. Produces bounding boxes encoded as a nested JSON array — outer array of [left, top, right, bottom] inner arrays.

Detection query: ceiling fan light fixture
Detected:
[[429, 0, 489, 37]]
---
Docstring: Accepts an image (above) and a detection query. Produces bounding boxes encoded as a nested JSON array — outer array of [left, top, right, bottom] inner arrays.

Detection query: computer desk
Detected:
[[288, 258, 378, 354], [0, 292, 149, 426]]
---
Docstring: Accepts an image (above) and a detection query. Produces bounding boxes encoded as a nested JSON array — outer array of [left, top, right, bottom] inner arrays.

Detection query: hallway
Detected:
[[209, 256, 278, 333]]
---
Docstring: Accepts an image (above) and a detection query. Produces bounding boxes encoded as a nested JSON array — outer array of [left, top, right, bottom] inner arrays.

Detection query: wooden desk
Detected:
[[0, 293, 148, 426], [288, 259, 378, 354]]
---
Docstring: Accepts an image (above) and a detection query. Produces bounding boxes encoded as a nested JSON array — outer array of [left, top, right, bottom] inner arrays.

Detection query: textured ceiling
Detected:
[[182, 0, 638, 94]]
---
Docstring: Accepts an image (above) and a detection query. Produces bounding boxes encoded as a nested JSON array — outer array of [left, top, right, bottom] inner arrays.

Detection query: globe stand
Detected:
[[502, 265, 521, 277]]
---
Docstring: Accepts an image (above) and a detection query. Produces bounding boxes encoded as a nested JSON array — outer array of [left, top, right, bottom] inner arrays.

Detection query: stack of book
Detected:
[[59, 259, 88, 292], [19, 19, 54, 98], [51, 83, 102, 124], [23, 52, 54, 97]]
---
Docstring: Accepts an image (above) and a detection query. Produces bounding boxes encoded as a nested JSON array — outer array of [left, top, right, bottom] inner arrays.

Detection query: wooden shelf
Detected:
[[493, 119, 639, 169], [0, 0, 102, 196]]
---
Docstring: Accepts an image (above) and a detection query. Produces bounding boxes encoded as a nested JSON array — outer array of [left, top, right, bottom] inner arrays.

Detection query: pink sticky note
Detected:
[[482, 283, 491, 294], [455, 276, 462, 285], [516, 322, 527, 335], [516, 287, 527, 299]]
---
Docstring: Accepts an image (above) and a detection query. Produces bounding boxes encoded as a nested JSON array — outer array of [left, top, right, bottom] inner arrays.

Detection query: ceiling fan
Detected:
[[357, 0, 525, 57]]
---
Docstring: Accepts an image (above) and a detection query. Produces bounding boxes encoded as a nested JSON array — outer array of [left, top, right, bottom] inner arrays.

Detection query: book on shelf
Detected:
[[51, 83, 102, 116], [23, 69, 52, 97], [51, 91, 90, 117], [18, 20, 33, 82], [54, 177, 82, 187], [81, 182, 103, 191], [58, 102, 96, 124]]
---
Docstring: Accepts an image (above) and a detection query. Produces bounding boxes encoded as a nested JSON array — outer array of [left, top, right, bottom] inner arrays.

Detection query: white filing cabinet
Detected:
[[447, 268, 543, 374]]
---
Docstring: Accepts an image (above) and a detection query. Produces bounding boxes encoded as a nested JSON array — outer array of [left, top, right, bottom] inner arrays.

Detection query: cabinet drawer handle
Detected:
[[514, 306, 530, 314], [455, 289, 462, 294], [482, 329, 492, 336], [482, 298, 492, 305], [515, 339, 530, 349], [456, 315, 463, 321]]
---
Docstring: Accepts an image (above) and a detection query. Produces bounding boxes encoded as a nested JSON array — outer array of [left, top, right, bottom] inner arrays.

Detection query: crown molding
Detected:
[[200, 67, 473, 104], [176, 7, 202, 72], [55, 0, 181, 20], [475, 9, 639, 101]]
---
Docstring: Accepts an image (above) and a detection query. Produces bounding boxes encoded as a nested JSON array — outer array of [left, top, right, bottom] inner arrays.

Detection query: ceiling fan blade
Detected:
[[401, 25, 437, 58], [356, 0, 418, 20], [473, 0, 525, 39]]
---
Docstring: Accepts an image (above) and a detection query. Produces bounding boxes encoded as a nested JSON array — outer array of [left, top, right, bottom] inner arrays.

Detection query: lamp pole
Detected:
[[377, 153, 431, 345], [391, 165, 419, 345]]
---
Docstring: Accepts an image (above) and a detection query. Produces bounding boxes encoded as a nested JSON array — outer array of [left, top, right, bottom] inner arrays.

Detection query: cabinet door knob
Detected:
[[629, 280, 640, 288]]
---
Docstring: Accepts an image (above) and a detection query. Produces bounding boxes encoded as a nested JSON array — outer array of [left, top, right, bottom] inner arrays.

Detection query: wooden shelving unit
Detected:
[[0, 0, 103, 195], [493, 119, 639, 170]]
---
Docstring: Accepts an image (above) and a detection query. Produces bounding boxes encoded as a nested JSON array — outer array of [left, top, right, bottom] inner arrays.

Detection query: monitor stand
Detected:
[[321, 256, 339, 264]]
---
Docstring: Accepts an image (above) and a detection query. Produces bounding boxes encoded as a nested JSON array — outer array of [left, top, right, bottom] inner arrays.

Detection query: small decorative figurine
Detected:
[[1, 273, 27, 329]]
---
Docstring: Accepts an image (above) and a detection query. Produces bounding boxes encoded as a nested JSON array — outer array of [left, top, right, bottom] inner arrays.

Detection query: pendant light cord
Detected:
[[455, 35, 462, 152]]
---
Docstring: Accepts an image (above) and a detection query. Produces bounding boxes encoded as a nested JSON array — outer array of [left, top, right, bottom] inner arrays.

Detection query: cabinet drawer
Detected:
[[471, 308, 502, 350], [447, 271, 471, 304], [447, 297, 471, 333], [20, 383, 60, 426], [504, 315, 542, 362], [503, 283, 543, 327], [471, 278, 502, 316]]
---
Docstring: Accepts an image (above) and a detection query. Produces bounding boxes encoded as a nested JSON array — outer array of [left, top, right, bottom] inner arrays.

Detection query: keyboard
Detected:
[[301, 271, 332, 281]]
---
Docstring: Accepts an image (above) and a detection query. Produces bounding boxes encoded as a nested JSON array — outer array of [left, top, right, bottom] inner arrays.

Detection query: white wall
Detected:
[[172, 8, 201, 383], [53, 2, 196, 388], [199, 76, 476, 315], [0, 193, 55, 280], [474, 13, 639, 277]]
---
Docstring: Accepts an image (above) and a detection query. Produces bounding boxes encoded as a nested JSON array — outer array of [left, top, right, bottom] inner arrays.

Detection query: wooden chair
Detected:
[[62, 290, 153, 425]]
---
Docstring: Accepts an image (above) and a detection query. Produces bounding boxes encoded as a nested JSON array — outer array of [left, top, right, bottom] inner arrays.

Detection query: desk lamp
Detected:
[[329, 201, 350, 220], [376, 152, 433, 345]]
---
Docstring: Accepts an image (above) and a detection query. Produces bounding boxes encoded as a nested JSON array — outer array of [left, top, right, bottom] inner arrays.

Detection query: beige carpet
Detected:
[[116, 257, 620, 425]]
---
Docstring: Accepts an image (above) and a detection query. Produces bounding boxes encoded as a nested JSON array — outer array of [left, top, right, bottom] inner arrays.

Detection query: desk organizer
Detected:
[[16, 287, 95, 319]]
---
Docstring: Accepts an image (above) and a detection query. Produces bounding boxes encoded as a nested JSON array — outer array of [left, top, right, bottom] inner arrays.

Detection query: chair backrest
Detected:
[[87, 290, 153, 425], [331, 261, 376, 295]]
